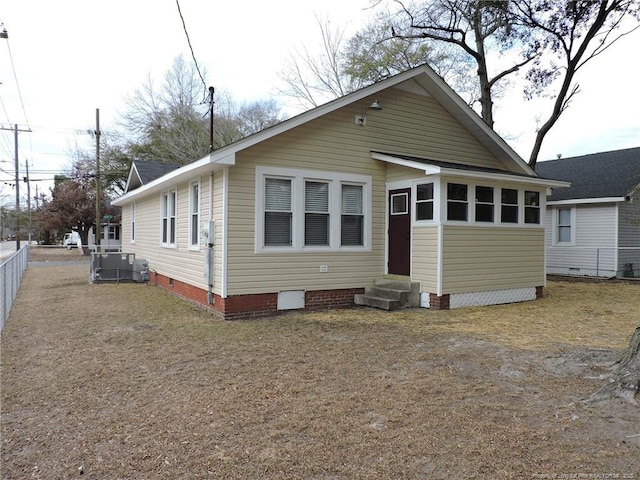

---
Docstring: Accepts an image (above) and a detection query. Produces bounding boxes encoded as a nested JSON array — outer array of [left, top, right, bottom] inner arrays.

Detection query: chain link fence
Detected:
[[1, 246, 28, 332]]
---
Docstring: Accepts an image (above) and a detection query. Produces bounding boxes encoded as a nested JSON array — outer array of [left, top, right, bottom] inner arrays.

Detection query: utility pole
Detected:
[[24, 160, 31, 244], [0, 124, 31, 250], [95, 108, 101, 251]]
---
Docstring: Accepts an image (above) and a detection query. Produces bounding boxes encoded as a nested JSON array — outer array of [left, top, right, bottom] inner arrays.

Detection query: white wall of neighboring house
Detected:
[[545, 203, 619, 277]]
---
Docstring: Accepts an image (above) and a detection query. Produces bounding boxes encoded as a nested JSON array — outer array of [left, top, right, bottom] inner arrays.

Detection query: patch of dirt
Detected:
[[1, 265, 639, 479]]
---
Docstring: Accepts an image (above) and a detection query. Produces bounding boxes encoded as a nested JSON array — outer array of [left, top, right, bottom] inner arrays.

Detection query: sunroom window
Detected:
[[475, 186, 494, 222], [416, 183, 434, 220], [524, 191, 540, 224], [447, 183, 468, 221], [500, 188, 518, 223]]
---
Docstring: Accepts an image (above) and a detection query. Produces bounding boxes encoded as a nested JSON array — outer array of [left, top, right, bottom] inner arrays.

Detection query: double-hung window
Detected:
[[189, 182, 200, 248], [500, 188, 518, 223], [447, 183, 468, 221], [305, 181, 330, 246], [341, 184, 363, 246], [524, 191, 540, 224], [416, 183, 434, 221], [264, 177, 292, 246], [161, 190, 177, 246], [257, 167, 370, 252], [557, 208, 572, 243], [130, 202, 136, 242], [475, 186, 494, 222]]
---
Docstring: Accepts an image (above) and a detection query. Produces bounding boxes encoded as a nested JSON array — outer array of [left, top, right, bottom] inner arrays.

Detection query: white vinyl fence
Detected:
[[1, 246, 28, 332]]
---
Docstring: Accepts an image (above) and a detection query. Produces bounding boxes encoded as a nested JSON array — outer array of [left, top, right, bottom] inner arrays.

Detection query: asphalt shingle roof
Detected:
[[134, 160, 181, 184], [535, 147, 640, 201]]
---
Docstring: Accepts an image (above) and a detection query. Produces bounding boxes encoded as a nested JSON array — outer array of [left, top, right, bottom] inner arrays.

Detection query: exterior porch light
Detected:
[[355, 100, 383, 126]]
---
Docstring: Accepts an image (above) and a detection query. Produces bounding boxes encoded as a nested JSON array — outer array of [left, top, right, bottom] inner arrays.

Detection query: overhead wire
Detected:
[[175, 0, 208, 99], [2, 25, 30, 128]]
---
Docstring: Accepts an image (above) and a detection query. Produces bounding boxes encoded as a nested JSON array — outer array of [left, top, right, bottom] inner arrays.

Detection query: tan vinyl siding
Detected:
[[118, 174, 222, 294], [371, 88, 507, 170], [225, 136, 386, 295], [386, 163, 427, 184], [223, 89, 510, 295], [411, 225, 439, 292], [442, 226, 544, 293]]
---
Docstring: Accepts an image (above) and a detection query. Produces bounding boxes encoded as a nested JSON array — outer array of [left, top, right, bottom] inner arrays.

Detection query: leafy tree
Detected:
[[33, 175, 119, 255]]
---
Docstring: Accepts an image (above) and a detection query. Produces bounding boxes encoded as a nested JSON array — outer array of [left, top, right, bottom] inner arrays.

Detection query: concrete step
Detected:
[[374, 279, 421, 308], [365, 285, 409, 302], [354, 294, 401, 311]]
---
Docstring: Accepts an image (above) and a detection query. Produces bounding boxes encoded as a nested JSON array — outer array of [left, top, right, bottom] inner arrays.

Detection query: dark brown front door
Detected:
[[388, 188, 411, 276]]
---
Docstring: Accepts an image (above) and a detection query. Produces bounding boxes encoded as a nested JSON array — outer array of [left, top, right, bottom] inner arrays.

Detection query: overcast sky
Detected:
[[1, 0, 639, 200]]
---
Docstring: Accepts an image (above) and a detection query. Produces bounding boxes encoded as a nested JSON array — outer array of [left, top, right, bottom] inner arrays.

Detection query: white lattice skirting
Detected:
[[420, 287, 537, 309], [450, 287, 536, 309]]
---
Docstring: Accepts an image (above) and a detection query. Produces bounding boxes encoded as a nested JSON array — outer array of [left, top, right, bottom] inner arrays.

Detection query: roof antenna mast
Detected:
[[208, 86, 215, 153]]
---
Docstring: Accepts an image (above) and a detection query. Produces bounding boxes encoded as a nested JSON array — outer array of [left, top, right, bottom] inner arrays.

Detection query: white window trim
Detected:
[[553, 205, 576, 246], [255, 166, 372, 253], [413, 177, 544, 228], [189, 180, 201, 250], [160, 189, 178, 248], [130, 202, 136, 243]]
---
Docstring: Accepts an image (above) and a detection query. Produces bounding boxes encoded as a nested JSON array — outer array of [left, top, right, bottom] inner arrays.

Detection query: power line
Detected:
[[2, 28, 30, 128], [175, 0, 207, 94]]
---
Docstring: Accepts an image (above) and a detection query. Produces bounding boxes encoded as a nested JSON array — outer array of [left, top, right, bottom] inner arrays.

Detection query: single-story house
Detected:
[[113, 65, 568, 319], [536, 147, 640, 278]]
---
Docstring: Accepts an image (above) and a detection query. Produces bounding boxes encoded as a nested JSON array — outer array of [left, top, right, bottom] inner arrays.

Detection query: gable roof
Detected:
[[535, 147, 640, 202], [114, 64, 538, 206], [125, 160, 181, 192]]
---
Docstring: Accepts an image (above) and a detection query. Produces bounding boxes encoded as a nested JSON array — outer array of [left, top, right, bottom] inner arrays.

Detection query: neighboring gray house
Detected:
[[536, 147, 640, 278]]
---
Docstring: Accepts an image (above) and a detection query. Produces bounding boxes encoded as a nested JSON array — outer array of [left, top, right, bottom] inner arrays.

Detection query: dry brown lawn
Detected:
[[1, 247, 639, 479]]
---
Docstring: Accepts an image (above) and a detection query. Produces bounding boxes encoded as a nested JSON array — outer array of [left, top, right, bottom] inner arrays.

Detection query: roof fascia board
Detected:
[[547, 197, 626, 206], [372, 152, 569, 188], [372, 152, 441, 175], [113, 154, 235, 206], [124, 163, 142, 193]]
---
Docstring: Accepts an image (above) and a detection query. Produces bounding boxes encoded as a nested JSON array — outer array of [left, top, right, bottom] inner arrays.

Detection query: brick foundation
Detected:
[[429, 293, 450, 310], [150, 272, 364, 320]]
